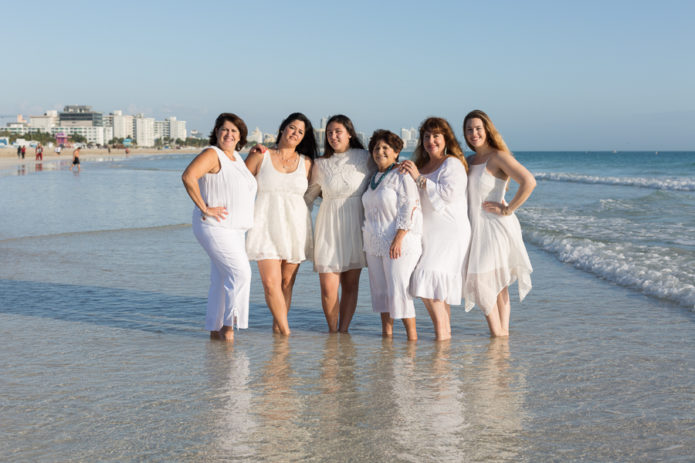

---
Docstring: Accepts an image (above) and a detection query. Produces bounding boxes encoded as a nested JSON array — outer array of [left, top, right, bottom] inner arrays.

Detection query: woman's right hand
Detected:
[[202, 206, 228, 222], [248, 144, 267, 157]]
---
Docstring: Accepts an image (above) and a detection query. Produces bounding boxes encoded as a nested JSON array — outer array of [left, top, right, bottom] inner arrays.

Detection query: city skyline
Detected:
[[2, 0, 694, 150]]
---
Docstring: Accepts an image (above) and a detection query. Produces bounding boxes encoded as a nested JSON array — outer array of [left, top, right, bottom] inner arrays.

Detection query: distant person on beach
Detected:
[[244, 112, 317, 335], [56, 145, 62, 155], [399, 117, 470, 341], [305, 114, 373, 333], [17, 145, 21, 158], [182, 113, 257, 342], [35, 144, 43, 161], [462, 110, 535, 337], [21, 146, 26, 159], [362, 130, 422, 341], [71, 148, 81, 172]]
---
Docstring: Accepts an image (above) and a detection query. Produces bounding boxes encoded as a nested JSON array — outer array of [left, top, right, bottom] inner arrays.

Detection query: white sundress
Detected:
[[463, 162, 532, 315], [246, 151, 313, 263]]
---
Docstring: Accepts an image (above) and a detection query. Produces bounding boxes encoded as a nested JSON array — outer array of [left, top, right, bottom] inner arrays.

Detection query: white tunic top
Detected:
[[409, 157, 471, 305], [305, 148, 373, 273], [246, 151, 313, 263], [362, 169, 422, 257], [193, 146, 257, 230]]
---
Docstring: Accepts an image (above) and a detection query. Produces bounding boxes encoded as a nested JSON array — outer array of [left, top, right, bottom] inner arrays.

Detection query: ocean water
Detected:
[[1, 152, 694, 461]]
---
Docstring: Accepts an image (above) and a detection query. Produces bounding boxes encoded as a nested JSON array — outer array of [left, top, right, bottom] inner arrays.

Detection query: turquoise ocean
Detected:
[[1, 151, 694, 461]]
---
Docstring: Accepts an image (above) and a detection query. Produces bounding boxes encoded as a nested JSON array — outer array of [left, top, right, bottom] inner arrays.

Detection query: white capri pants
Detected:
[[193, 220, 252, 331], [366, 252, 420, 319]]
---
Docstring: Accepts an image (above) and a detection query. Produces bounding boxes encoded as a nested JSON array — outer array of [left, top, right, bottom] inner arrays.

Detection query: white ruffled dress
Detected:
[[409, 157, 471, 305]]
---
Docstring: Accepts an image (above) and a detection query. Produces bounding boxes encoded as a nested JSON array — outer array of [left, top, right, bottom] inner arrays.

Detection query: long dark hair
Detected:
[[208, 113, 247, 151], [323, 114, 365, 157], [276, 112, 318, 159]]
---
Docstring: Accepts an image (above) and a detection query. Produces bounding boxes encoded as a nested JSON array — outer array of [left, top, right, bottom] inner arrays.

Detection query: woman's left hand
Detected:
[[399, 160, 420, 180], [483, 201, 508, 216]]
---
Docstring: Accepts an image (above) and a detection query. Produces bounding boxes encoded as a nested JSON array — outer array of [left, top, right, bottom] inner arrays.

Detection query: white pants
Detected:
[[366, 252, 420, 319], [193, 221, 251, 330]]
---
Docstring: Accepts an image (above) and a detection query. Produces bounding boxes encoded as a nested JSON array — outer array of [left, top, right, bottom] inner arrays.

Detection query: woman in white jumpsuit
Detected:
[[182, 113, 257, 342]]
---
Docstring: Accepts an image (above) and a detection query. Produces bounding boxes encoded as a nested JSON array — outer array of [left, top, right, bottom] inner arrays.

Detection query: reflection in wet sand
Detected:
[[204, 342, 256, 460], [251, 336, 310, 461]]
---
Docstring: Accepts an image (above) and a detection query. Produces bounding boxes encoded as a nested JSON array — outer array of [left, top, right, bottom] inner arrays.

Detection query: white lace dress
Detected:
[[409, 157, 471, 305], [246, 151, 313, 263], [463, 162, 532, 315], [305, 148, 373, 273]]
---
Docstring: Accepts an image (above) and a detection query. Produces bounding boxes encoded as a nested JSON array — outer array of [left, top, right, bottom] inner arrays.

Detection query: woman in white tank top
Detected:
[[182, 113, 257, 342], [245, 113, 317, 335]]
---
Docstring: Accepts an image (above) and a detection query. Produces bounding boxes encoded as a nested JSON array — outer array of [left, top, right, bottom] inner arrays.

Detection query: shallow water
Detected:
[[1, 153, 694, 461]]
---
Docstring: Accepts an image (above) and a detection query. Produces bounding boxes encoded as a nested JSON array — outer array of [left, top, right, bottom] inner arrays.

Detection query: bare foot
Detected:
[[219, 326, 234, 342], [210, 331, 220, 340]]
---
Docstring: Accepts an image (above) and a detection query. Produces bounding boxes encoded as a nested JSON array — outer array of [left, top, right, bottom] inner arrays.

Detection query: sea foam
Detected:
[[534, 172, 695, 191]]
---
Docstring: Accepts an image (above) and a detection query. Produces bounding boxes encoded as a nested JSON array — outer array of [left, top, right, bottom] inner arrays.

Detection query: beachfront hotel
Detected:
[[2, 106, 187, 147]]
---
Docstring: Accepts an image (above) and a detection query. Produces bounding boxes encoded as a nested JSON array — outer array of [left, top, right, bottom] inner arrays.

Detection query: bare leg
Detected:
[[380, 313, 393, 337], [485, 287, 511, 337], [338, 268, 362, 333], [257, 260, 291, 335], [319, 272, 340, 332], [209, 331, 220, 340], [422, 298, 451, 341], [402, 317, 417, 341], [219, 325, 234, 342]]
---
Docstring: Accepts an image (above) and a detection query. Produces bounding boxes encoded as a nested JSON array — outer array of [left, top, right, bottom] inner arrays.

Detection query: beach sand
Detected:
[[0, 146, 199, 170]]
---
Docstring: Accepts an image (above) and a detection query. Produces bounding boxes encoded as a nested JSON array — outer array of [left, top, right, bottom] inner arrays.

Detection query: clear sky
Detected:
[[3, 0, 694, 150]]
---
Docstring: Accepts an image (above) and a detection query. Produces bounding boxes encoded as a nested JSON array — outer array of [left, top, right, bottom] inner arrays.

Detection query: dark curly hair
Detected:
[[368, 129, 404, 159]]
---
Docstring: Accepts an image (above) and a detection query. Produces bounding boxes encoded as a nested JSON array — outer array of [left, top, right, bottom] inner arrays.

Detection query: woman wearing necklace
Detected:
[[305, 114, 373, 333], [362, 130, 422, 341], [245, 112, 317, 335], [182, 113, 257, 342], [399, 117, 470, 341], [462, 110, 534, 337]]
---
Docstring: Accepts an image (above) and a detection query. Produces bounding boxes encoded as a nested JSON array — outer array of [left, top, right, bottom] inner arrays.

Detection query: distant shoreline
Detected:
[[0, 146, 200, 171]]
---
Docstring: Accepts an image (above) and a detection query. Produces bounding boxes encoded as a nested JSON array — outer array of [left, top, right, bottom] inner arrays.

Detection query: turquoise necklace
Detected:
[[370, 163, 396, 190]]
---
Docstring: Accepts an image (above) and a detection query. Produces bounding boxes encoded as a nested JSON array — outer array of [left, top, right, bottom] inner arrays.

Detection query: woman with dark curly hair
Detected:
[[362, 130, 422, 340], [182, 113, 257, 342]]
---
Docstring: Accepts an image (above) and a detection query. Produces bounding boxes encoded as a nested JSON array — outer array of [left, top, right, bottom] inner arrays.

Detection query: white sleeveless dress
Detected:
[[246, 151, 313, 263], [463, 162, 533, 315]]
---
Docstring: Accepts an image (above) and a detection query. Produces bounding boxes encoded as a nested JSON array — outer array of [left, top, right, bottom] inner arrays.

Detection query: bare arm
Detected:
[[484, 151, 536, 215], [244, 149, 265, 176], [181, 148, 227, 221]]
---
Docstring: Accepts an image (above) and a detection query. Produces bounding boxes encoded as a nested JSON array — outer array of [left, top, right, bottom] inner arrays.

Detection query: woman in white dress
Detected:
[[462, 110, 535, 337], [362, 130, 422, 341], [305, 115, 373, 333], [245, 112, 317, 335], [182, 113, 257, 342], [400, 117, 470, 341]]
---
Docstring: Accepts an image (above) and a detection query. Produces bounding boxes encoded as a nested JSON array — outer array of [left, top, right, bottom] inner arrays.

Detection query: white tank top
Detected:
[[194, 146, 257, 230]]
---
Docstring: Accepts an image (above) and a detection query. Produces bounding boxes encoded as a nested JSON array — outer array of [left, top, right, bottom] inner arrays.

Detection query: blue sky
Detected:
[[3, 0, 694, 150]]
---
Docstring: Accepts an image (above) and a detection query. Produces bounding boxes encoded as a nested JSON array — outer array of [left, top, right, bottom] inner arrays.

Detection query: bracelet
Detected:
[[416, 175, 427, 189], [502, 205, 512, 216]]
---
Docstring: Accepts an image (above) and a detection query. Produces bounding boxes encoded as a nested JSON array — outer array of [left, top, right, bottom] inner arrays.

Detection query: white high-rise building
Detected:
[[248, 127, 263, 144], [401, 128, 411, 142], [134, 114, 155, 147], [112, 111, 134, 139]]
